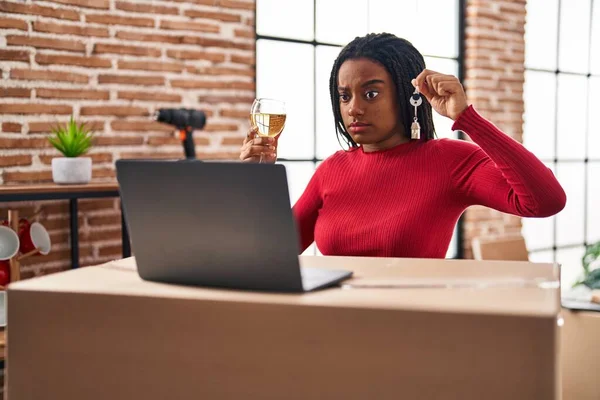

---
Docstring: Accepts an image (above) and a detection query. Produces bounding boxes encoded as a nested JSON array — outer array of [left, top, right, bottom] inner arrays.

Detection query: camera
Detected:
[[155, 108, 206, 130], [155, 108, 207, 159]]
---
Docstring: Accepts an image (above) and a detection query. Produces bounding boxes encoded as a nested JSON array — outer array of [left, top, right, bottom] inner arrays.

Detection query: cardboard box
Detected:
[[561, 309, 600, 400], [7, 256, 560, 400]]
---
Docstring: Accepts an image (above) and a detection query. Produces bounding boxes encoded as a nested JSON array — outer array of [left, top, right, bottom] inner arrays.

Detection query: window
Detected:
[[523, 0, 599, 286], [256, 0, 462, 256]]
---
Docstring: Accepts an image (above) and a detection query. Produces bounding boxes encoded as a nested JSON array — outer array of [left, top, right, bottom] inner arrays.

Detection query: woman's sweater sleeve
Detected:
[[449, 105, 566, 217]]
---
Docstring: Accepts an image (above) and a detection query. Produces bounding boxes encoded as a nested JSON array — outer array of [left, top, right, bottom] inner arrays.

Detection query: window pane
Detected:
[[556, 246, 586, 289], [316, 0, 368, 45], [556, 74, 587, 160], [281, 162, 317, 255], [446, 225, 458, 259], [523, 71, 556, 160], [591, 1, 600, 74], [529, 250, 554, 264], [556, 163, 585, 246], [256, 0, 314, 41], [525, 0, 559, 70], [425, 58, 459, 140], [558, 0, 591, 74], [368, 0, 418, 45], [256, 40, 315, 160], [415, 0, 458, 58], [281, 161, 315, 206], [588, 162, 600, 243], [588, 77, 600, 159], [316, 45, 344, 160]]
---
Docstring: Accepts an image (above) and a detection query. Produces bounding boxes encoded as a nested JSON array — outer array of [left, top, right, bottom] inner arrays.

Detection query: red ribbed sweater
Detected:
[[292, 105, 566, 258]]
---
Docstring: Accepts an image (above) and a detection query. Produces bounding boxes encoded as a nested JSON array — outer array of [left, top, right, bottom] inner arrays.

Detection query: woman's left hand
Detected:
[[412, 70, 469, 121]]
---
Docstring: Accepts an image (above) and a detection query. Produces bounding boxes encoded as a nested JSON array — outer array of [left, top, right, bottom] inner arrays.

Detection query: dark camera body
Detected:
[[156, 108, 206, 130], [155, 108, 207, 158]]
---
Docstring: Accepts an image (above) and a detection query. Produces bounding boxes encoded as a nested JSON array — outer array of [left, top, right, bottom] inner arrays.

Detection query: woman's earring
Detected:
[[409, 87, 423, 140]]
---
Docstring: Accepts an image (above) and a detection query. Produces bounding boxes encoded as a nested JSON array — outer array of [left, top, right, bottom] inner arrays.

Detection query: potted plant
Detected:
[[48, 116, 94, 185], [572, 241, 600, 289]]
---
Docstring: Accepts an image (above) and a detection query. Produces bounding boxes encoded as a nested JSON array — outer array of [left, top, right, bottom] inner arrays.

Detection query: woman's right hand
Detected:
[[239, 127, 278, 163]]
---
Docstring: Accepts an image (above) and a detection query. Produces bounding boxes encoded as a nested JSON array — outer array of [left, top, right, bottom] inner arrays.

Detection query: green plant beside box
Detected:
[[48, 117, 94, 185]]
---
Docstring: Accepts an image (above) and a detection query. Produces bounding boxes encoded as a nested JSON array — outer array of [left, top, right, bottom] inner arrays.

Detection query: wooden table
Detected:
[[0, 183, 130, 268]]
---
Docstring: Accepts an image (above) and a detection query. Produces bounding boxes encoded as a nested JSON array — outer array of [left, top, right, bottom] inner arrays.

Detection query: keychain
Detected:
[[409, 86, 422, 140]]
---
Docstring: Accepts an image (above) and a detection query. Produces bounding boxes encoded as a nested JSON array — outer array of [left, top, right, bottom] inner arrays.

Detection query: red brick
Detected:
[[0, 88, 31, 98], [230, 54, 254, 65], [36, 53, 112, 68], [2, 122, 22, 133], [92, 168, 116, 179], [117, 91, 182, 103], [147, 136, 179, 146], [204, 123, 239, 132], [187, 65, 254, 77], [111, 120, 176, 132], [221, 109, 250, 118], [195, 151, 239, 160], [0, 155, 33, 167], [171, 80, 254, 90], [85, 228, 122, 242], [234, 28, 254, 38], [160, 19, 219, 33], [88, 215, 122, 226], [0, 49, 29, 62], [3, 170, 53, 183], [116, 1, 178, 15], [93, 136, 145, 146], [29, 120, 104, 133], [184, 9, 242, 22], [0, 138, 52, 149], [0, 104, 72, 115], [220, 0, 253, 10], [33, 21, 109, 37], [98, 74, 165, 86], [11, 69, 89, 84], [46, 0, 109, 9], [39, 152, 112, 164], [181, 36, 253, 50], [80, 106, 149, 116], [36, 88, 110, 100], [86, 13, 154, 27], [220, 136, 244, 146], [6, 35, 85, 52], [98, 244, 125, 257], [166, 49, 226, 62], [193, 137, 210, 146], [0, 16, 27, 30], [118, 60, 184, 73], [199, 95, 254, 105], [0, 1, 79, 20], [115, 30, 181, 44], [119, 151, 183, 159], [49, 231, 70, 245], [94, 43, 161, 57]]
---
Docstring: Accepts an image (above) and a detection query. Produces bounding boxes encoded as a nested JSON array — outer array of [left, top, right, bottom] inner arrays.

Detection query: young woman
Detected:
[[240, 33, 566, 258]]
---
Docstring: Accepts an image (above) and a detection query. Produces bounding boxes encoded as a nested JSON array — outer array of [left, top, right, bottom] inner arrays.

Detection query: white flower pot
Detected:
[[51, 157, 92, 184]]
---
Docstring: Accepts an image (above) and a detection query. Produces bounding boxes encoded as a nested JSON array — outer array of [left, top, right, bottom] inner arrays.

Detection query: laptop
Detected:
[[115, 159, 352, 292]]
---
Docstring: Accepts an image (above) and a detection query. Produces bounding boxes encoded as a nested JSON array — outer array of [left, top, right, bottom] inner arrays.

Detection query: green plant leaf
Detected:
[[47, 116, 94, 157]]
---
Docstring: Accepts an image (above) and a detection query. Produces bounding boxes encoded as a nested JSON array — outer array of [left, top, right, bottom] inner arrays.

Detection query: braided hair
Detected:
[[329, 33, 436, 148]]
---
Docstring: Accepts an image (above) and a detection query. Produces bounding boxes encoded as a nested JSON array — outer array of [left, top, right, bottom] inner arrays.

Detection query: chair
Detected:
[[471, 235, 529, 261]]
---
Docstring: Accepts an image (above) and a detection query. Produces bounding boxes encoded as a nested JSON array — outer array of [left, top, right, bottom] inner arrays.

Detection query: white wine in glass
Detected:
[[250, 98, 286, 138]]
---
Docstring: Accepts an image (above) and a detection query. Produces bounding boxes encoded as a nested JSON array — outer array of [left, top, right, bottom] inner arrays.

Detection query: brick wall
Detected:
[[0, 0, 255, 275], [462, 0, 526, 258], [0, 0, 528, 275]]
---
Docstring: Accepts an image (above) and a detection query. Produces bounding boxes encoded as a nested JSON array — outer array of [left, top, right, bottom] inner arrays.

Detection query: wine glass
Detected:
[[250, 98, 286, 163]]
